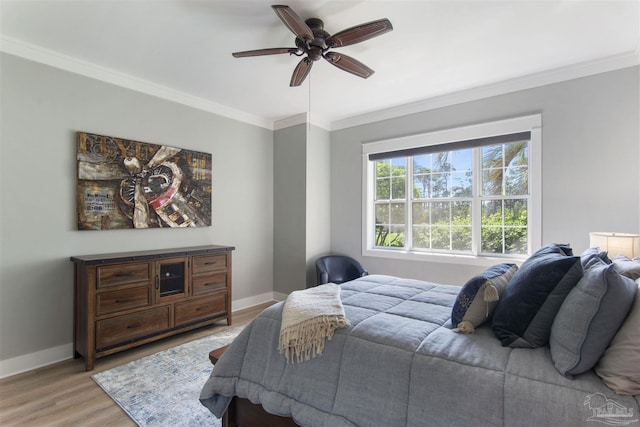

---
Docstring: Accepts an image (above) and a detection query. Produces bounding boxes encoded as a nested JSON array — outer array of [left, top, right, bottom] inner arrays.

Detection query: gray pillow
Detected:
[[611, 255, 640, 280], [492, 243, 583, 348], [595, 280, 640, 394], [580, 247, 611, 267], [549, 257, 637, 376]]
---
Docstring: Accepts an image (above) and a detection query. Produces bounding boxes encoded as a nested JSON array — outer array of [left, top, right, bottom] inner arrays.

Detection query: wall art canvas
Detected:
[[76, 132, 212, 230]]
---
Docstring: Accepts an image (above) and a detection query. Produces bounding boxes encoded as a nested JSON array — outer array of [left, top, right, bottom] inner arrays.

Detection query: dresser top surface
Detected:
[[70, 245, 235, 265]]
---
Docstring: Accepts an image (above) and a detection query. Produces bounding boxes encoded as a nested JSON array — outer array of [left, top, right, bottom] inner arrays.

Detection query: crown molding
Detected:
[[273, 112, 331, 131], [2, 35, 637, 133], [273, 113, 308, 131], [0, 35, 274, 130], [307, 112, 331, 131], [330, 50, 640, 131]]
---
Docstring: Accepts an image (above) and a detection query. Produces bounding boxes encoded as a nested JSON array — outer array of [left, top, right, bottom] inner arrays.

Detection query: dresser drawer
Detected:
[[192, 273, 227, 296], [192, 254, 227, 274], [96, 287, 151, 316], [97, 262, 151, 288], [175, 293, 227, 326], [96, 306, 169, 349]]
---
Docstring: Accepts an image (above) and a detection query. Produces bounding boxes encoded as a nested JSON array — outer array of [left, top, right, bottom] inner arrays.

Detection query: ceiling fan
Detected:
[[232, 5, 393, 87]]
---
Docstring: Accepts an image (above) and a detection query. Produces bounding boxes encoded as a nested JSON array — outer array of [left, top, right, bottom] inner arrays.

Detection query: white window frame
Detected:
[[362, 114, 542, 267]]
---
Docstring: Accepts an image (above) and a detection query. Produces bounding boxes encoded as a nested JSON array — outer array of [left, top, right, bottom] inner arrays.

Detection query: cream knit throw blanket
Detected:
[[279, 283, 349, 363]]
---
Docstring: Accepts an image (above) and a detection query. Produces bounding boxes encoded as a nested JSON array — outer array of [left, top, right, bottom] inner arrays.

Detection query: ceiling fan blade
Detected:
[[326, 18, 393, 48], [323, 52, 374, 79], [232, 47, 298, 58], [272, 5, 314, 41], [290, 58, 313, 87]]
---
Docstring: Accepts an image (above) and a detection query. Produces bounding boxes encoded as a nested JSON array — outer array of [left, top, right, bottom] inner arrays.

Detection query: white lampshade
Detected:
[[589, 232, 640, 259]]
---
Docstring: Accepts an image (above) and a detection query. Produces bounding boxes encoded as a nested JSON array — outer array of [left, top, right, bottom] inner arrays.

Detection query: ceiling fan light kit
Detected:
[[232, 4, 393, 87]]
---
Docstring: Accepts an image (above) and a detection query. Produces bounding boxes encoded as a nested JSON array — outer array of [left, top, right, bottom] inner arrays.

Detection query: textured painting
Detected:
[[76, 132, 212, 230]]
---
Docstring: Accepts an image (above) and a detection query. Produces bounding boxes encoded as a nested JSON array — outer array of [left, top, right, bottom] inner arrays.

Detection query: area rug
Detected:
[[92, 326, 244, 427]]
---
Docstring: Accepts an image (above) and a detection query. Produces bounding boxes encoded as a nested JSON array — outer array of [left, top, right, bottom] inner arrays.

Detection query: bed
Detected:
[[200, 251, 640, 427]]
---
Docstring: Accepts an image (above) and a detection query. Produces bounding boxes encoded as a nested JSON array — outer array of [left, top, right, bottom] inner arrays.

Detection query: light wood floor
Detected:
[[0, 302, 274, 427]]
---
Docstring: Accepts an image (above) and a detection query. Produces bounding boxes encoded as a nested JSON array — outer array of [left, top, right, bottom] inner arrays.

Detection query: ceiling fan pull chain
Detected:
[[308, 72, 312, 133]]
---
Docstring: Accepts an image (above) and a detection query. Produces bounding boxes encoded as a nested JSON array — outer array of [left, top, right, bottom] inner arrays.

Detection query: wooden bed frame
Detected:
[[210, 345, 299, 426], [223, 397, 299, 427]]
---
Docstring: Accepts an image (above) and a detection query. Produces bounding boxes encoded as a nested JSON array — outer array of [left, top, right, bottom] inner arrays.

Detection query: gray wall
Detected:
[[273, 123, 331, 294], [2, 50, 637, 376], [330, 66, 640, 286], [273, 124, 308, 294], [0, 54, 274, 370], [305, 125, 331, 286]]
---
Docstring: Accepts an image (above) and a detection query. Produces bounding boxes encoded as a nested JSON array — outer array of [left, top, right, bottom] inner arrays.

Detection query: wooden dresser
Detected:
[[71, 245, 234, 370]]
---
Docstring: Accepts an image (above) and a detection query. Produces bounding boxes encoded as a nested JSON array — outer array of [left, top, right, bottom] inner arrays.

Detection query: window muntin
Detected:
[[373, 141, 529, 256], [364, 115, 541, 262], [374, 158, 406, 248], [480, 141, 529, 255]]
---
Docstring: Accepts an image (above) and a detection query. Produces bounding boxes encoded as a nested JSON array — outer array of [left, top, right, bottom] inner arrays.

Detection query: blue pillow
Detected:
[[451, 263, 518, 333], [492, 243, 583, 348], [550, 257, 637, 376], [534, 242, 573, 257], [580, 247, 611, 267]]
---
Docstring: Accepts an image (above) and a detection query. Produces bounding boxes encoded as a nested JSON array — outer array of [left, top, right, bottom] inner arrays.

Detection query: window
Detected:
[[363, 115, 541, 264]]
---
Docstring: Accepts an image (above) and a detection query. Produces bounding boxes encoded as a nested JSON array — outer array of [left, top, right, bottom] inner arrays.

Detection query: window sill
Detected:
[[362, 248, 527, 268]]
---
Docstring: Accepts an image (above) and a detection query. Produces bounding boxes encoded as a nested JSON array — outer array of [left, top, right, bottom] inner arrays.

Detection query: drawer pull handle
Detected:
[[115, 299, 131, 303], [196, 306, 209, 312], [127, 323, 142, 329]]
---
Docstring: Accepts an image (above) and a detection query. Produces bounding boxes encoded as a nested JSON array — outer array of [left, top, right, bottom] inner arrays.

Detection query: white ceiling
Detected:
[[1, 1, 638, 130]]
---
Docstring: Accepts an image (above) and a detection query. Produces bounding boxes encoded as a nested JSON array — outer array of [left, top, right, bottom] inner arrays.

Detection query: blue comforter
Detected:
[[200, 275, 640, 426]]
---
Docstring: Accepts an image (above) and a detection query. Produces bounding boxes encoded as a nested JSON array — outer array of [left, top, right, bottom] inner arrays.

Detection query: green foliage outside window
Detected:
[[373, 140, 529, 255], [375, 159, 407, 248]]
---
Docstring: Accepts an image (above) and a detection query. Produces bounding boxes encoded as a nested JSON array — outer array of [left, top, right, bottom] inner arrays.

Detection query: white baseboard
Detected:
[[272, 292, 288, 302], [232, 292, 278, 311], [0, 343, 73, 379], [0, 294, 280, 379]]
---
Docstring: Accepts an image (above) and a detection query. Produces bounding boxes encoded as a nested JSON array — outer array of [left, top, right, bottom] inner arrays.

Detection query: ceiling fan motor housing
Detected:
[[303, 18, 329, 61]]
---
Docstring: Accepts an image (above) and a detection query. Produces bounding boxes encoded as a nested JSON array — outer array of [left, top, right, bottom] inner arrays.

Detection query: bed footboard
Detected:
[[224, 397, 299, 427]]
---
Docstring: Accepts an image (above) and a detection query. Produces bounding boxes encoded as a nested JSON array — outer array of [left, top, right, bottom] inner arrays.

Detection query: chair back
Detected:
[[315, 255, 368, 285]]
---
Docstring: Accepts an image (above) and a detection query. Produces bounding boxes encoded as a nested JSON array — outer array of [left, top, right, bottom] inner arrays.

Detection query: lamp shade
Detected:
[[589, 232, 640, 259]]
